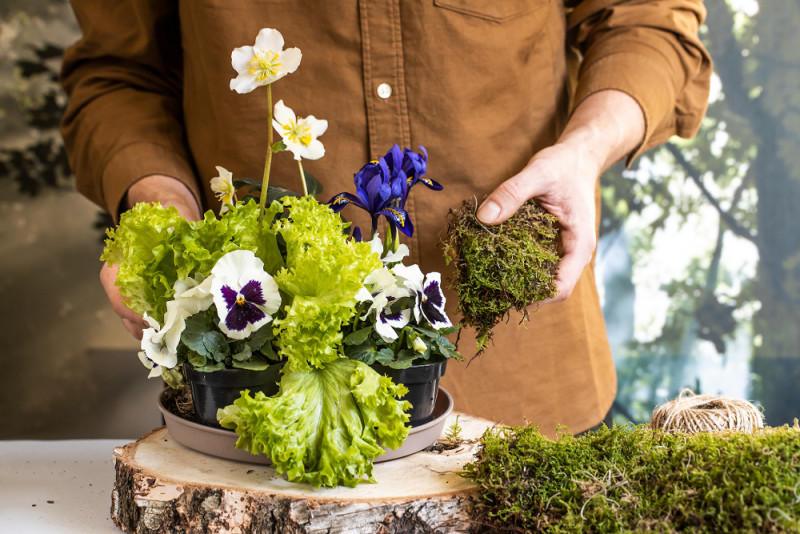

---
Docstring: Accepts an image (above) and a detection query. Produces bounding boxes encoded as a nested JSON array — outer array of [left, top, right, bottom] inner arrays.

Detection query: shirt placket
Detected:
[[359, 0, 419, 260]]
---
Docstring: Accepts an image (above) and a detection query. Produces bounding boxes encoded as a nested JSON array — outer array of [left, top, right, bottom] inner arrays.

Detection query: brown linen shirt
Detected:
[[61, 0, 711, 436]]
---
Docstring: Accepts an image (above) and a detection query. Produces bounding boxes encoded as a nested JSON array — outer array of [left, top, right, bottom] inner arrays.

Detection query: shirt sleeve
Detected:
[[59, 0, 202, 218], [567, 0, 713, 162]]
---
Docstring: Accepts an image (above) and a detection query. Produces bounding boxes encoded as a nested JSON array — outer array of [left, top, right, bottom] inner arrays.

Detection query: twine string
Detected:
[[650, 388, 764, 433]]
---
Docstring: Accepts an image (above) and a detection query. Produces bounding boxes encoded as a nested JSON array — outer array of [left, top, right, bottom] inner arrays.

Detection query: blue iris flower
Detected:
[[328, 155, 414, 237]]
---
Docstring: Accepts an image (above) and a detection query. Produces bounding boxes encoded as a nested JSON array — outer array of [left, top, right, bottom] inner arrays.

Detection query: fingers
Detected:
[[476, 171, 535, 225], [100, 262, 147, 339]]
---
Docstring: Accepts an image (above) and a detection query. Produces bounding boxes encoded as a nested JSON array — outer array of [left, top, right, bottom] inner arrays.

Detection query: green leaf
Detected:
[[302, 171, 323, 197], [231, 345, 253, 362], [344, 342, 381, 365], [218, 359, 410, 487], [232, 177, 263, 188], [231, 354, 271, 371], [343, 326, 373, 346], [246, 324, 274, 352], [271, 140, 287, 153], [193, 362, 226, 373], [187, 351, 207, 368], [267, 185, 300, 204]]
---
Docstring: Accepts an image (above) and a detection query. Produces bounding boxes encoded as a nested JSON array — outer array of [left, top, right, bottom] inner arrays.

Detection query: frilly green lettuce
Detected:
[[217, 358, 411, 487], [273, 197, 382, 372]]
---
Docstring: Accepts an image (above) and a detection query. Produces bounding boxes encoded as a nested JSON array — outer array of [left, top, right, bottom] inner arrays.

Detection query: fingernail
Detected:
[[477, 200, 500, 224]]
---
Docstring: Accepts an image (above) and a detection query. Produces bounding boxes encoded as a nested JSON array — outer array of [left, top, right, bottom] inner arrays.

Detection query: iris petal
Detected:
[[327, 192, 367, 213], [376, 207, 414, 237]]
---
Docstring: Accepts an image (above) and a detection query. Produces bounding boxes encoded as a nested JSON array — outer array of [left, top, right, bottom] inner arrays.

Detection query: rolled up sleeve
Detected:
[[60, 0, 202, 217], [568, 0, 713, 162]]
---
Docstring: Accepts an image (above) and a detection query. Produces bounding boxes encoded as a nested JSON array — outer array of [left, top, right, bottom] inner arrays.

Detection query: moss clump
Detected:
[[462, 423, 800, 533], [443, 199, 560, 353]]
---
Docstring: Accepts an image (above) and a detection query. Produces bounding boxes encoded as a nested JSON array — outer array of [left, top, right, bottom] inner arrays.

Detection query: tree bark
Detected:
[[111, 414, 492, 533]]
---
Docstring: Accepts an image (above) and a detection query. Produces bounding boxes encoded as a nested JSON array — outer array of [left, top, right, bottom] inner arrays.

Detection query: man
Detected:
[[60, 0, 711, 437]]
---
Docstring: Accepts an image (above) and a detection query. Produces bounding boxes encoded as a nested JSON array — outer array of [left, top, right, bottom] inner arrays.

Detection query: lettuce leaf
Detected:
[[217, 359, 410, 488], [273, 197, 381, 372]]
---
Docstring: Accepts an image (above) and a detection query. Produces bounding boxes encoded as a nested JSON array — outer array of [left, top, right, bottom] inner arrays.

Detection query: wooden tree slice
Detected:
[[111, 412, 493, 533]]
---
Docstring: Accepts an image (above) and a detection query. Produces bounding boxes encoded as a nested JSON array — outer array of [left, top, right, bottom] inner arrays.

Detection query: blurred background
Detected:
[[1, 0, 797, 439]]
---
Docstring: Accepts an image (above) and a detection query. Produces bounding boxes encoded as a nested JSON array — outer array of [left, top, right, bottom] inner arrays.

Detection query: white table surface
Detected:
[[0, 439, 133, 533]]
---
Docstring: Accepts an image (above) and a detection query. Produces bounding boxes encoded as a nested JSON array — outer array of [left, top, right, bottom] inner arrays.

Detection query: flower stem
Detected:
[[298, 160, 308, 197], [259, 84, 274, 221]]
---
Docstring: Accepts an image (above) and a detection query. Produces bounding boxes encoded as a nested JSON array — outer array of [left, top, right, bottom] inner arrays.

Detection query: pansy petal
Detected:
[[240, 280, 267, 306], [420, 301, 451, 329], [422, 273, 445, 309], [254, 28, 285, 53], [392, 264, 424, 291]]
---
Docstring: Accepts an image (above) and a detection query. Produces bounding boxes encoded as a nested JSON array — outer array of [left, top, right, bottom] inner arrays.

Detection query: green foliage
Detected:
[[444, 199, 559, 352], [179, 307, 278, 373], [272, 196, 382, 372], [343, 309, 461, 369], [217, 359, 410, 488], [463, 423, 800, 533]]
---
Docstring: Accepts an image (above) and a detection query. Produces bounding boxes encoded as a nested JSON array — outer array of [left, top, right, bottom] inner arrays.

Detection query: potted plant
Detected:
[[101, 28, 461, 487]]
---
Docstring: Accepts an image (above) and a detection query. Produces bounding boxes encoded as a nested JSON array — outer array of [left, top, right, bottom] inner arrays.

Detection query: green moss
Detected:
[[462, 423, 800, 533], [443, 199, 560, 353]]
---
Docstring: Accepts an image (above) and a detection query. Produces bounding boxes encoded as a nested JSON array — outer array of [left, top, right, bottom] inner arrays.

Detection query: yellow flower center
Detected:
[[236, 295, 246, 306], [249, 50, 282, 82], [282, 120, 314, 146]]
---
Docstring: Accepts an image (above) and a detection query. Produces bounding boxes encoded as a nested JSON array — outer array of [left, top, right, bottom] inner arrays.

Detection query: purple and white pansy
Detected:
[[392, 264, 452, 330], [211, 250, 281, 340]]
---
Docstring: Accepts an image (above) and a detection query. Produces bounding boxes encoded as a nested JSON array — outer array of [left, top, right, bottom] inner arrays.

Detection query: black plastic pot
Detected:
[[371, 360, 447, 427], [183, 362, 284, 428]]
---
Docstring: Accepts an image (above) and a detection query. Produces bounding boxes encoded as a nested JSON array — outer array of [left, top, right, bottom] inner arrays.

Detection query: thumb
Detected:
[[476, 173, 533, 226]]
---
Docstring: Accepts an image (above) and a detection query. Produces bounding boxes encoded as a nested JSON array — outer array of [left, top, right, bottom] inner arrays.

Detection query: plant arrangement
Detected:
[[102, 28, 460, 488], [463, 423, 800, 533]]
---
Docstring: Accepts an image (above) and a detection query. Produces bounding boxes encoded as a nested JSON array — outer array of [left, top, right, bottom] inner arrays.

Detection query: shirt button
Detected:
[[376, 83, 392, 99]]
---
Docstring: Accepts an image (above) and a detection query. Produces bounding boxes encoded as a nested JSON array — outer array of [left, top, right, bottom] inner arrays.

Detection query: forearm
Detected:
[[557, 89, 646, 178]]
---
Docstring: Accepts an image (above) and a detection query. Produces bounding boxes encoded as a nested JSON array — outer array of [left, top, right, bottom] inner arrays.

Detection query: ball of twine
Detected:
[[650, 389, 764, 433]]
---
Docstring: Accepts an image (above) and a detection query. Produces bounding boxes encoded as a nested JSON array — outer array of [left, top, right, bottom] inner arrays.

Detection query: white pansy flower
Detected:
[[272, 100, 328, 161], [211, 250, 281, 340], [140, 313, 177, 369], [230, 28, 302, 94], [210, 166, 236, 214], [139, 276, 215, 370]]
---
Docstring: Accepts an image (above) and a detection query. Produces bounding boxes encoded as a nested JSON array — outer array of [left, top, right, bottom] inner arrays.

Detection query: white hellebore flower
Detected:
[[230, 28, 302, 94], [211, 250, 281, 340], [273, 100, 328, 161], [392, 264, 452, 330], [139, 276, 215, 371], [210, 166, 236, 214]]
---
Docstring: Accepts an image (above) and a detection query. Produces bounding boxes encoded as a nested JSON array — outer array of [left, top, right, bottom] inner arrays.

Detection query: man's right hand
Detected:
[[102, 174, 202, 339]]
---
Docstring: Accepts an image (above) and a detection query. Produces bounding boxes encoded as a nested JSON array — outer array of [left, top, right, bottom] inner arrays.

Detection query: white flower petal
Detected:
[[231, 46, 255, 72], [230, 74, 261, 94], [299, 139, 325, 160], [279, 47, 302, 74], [382, 244, 409, 264], [392, 264, 424, 291], [254, 28, 285, 53], [273, 100, 296, 125], [305, 116, 328, 137]]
